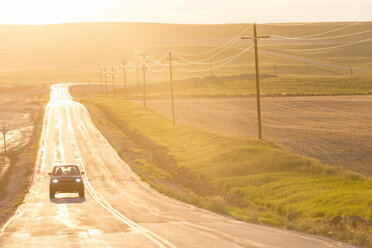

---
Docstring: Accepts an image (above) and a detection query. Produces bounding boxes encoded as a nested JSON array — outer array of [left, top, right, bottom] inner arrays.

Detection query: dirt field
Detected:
[[0, 85, 48, 153], [143, 95, 372, 177], [0, 85, 47, 228]]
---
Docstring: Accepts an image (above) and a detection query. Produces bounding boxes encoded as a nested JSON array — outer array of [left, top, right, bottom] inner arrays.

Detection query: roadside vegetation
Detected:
[[76, 93, 372, 247]]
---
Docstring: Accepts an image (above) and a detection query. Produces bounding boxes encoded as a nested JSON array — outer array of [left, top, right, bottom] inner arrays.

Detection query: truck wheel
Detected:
[[79, 190, 84, 198]]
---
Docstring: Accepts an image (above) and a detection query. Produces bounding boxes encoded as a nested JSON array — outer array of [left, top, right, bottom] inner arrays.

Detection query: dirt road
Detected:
[[144, 96, 372, 177]]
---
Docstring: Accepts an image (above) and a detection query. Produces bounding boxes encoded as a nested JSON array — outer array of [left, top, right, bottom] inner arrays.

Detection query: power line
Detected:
[[146, 56, 169, 67], [171, 25, 251, 57], [145, 63, 169, 73], [260, 22, 316, 27], [116, 26, 252, 70], [179, 46, 253, 73], [221, 40, 372, 74], [124, 63, 140, 72], [175, 46, 252, 66], [151, 25, 362, 61], [278, 36, 372, 52], [102, 21, 371, 102], [271, 22, 362, 40], [173, 35, 245, 65], [145, 45, 253, 71], [147, 51, 171, 64], [142, 44, 253, 73], [270, 29, 372, 41]]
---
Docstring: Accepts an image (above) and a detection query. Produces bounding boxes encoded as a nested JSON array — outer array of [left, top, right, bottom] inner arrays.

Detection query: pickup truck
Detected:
[[48, 164, 85, 199]]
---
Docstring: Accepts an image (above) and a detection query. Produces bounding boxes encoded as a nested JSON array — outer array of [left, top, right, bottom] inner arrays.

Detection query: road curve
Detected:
[[0, 84, 356, 247]]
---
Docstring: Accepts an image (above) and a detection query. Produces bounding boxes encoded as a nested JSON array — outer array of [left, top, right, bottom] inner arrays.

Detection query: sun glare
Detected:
[[1, 0, 370, 25], [0, 0, 106, 25]]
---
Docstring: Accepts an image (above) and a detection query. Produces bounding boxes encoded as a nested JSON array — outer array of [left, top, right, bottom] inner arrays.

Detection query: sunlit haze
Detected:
[[0, 0, 372, 246], [0, 0, 371, 25]]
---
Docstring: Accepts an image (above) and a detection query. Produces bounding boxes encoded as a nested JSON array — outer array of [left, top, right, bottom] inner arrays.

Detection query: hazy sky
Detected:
[[0, 0, 371, 25]]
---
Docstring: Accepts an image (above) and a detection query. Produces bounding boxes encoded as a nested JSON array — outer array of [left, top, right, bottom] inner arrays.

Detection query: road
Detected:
[[0, 84, 356, 247]]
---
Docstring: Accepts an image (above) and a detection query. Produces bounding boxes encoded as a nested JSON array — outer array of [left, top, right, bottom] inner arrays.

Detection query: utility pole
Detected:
[[142, 55, 147, 107], [1, 126, 8, 155], [100, 68, 103, 92], [242, 23, 270, 140], [122, 59, 128, 101], [274, 63, 277, 77], [104, 67, 108, 97], [350, 67, 353, 79], [136, 56, 140, 86], [111, 66, 115, 99], [167, 51, 177, 125]]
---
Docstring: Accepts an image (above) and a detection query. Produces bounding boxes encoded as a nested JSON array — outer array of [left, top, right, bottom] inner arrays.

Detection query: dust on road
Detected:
[[144, 96, 372, 177]]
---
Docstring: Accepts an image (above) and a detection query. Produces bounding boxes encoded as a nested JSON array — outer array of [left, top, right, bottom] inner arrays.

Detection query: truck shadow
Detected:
[[50, 196, 86, 204]]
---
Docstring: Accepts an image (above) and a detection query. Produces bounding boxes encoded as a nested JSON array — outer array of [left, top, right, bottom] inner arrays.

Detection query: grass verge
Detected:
[[77, 94, 372, 247]]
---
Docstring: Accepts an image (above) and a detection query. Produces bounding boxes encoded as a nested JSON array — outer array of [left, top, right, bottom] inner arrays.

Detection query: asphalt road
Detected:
[[0, 84, 357, 247]]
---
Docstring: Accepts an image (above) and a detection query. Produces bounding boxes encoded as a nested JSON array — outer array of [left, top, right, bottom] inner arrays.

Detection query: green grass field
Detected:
[[77, 94, 372, 247]]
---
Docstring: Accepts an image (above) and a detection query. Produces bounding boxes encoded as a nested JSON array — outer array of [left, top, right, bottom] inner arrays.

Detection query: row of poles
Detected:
[[99, 51, 178, 125], [97, 23, 268, 139]]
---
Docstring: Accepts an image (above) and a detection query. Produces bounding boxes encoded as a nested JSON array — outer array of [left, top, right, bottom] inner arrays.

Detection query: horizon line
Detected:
[[1, 20, 371, 26]]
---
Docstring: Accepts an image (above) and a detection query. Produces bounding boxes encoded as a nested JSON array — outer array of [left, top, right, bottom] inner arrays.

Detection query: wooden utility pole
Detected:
[[104, 67, 108, 97], [100, 68, 103, 92], [136, 56, 140, 86], [1, 126, 8, 155], [167, 51, 177, 125], [122, 59, 128, 101], [111, 66, 115, 99], [350, 68, 353, 79], [142, 55, 147, 107], [242, 23, 270, 140]]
